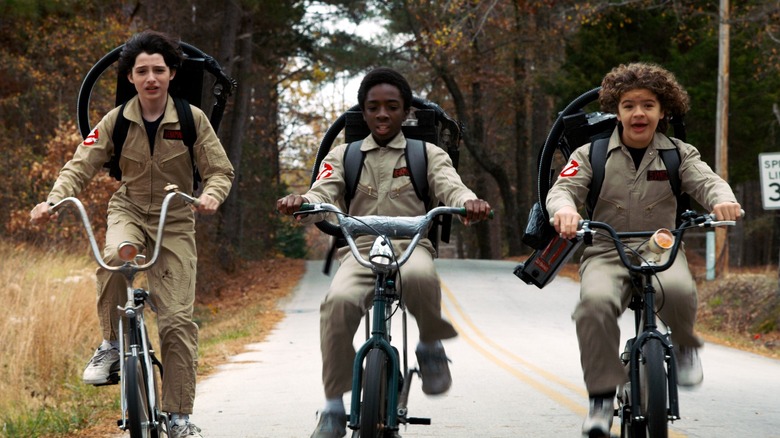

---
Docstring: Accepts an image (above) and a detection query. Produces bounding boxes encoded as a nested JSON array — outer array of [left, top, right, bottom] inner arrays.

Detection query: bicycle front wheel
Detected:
[[125, 354, 153, 438], [360, 348, 389, 438], [639, 338, 668, 438]]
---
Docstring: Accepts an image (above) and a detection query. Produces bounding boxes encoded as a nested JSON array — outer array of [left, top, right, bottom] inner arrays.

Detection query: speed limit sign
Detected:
[[759, 153, 780, 209]]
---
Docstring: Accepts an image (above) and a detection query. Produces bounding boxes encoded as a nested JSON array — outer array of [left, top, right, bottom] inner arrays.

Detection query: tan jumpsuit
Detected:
[[303, 132, 478, 398], [46, 95, 234, 413], [546, 128, 738, 395]]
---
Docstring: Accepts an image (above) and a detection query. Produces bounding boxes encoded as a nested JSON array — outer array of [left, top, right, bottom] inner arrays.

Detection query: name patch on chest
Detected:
[[163, 129, 184, 140], [393, 167, 410, 178], [647, 170, 669, 181]]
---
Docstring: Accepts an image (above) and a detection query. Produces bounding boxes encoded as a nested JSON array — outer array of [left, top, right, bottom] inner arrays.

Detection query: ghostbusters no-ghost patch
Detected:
[[317, 162, 334, 180], [83, 128, 99, 146], [559, 159, 579, 177]]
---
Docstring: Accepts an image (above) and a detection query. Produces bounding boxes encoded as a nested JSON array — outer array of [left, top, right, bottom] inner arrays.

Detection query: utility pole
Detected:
[[715, 0, 730, 275]]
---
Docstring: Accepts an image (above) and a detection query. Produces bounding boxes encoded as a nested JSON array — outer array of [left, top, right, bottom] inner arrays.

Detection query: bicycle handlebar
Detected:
[[576, 209, 743, 274], [295, 203, 484, 271], [50, 185, 199, 273]]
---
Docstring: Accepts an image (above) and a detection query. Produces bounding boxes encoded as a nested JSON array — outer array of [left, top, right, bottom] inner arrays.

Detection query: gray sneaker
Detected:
[[676, 345, 703, 387], [170, 421, 203, 438], [415, 341, 452, 395], [82, 345, 120, 385], [582, 396, 613, 438], [310, 410, 346, 438]]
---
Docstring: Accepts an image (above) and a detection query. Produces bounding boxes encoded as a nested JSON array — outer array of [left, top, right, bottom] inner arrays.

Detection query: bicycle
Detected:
[[295, 202, 487, 438], [50, 184, 199, 438], [575, 209, 741, 438]]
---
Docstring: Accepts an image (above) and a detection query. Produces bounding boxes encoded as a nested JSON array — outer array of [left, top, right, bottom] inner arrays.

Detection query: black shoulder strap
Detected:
[[586, 137, 609, 218], [659, 148, 681, 198], [343, 140, 365, 213], [405, 138, 431, 209], [107, 101, 130, 180], [659, 141, 690, 225], [173, 96, 200, 191], [173, 96, 196, 148]]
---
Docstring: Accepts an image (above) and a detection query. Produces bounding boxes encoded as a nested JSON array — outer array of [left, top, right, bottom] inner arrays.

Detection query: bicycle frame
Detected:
[[295, 203, 471, 436], [578, 210, 740, 436], [350, 267, 403, 431], [51, 185, 198, 437]]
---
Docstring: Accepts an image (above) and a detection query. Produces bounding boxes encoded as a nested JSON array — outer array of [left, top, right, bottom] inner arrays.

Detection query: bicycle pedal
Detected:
[[407, 417, 431, 425]]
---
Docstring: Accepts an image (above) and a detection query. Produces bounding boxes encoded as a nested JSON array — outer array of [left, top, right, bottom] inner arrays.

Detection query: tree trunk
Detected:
[[217, 10, 252, 270]]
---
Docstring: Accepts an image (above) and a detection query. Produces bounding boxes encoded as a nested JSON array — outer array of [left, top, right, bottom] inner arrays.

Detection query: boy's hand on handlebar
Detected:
[[30, 201, 57, 226], [195, 193, 220, 215], [711, 202, 742, 221], [276, 194, 308, 216], [553, 205, 582, 240], [462, 199, 492, 225]]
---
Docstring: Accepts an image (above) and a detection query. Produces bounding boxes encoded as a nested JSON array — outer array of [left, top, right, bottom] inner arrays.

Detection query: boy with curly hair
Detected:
[[547, 62, 742, 437]]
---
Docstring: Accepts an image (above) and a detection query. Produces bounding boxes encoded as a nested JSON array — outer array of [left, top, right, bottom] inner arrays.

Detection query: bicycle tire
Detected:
[[639, 338, 668, 438], [360, 348, 389, 438], [143, 353, 163, 438], [125, 354, 153, 438]]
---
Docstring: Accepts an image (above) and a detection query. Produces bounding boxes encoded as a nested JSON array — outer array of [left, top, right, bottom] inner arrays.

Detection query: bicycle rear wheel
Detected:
[[639, 338, 668, 438], [125, 354, 153, 438], [360, 348, 389, 438]]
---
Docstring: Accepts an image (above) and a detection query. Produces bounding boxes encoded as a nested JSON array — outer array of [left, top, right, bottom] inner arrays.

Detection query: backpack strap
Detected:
[[660, 139, 690, 225], [173, 96, 200, 191], [107, 101, 130, 180], [404, 139, 431, 209], [343, 140, 365, 213], [586, 137, 609, 218]]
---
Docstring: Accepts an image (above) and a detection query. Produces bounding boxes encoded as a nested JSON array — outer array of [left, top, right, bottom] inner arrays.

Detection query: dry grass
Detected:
[[0, 239, 304, 437], [0, 240, 117, 436]]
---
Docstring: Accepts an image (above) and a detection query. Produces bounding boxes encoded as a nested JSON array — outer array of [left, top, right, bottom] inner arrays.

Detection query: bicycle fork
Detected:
[[624, 281, 681, 424], [349, 273, 402, 433], [117, 289, 161, 432]]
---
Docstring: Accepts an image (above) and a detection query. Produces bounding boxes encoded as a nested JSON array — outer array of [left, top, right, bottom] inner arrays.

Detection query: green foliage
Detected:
[[275, 216, 308, 259], [549, 1, 780, 186]]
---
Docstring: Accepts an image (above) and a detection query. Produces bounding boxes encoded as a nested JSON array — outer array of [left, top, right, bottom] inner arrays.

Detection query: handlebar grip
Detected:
[[299, 203, 315, 211]]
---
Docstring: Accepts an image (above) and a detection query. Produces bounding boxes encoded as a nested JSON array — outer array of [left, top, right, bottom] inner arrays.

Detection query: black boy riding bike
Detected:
[[295, 202, 491, 438]]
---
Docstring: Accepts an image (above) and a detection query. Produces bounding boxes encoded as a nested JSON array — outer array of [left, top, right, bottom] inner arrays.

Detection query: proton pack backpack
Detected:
[[106, 96, 200, 190], [77, 42, 237, 193], [515, 86, 689, 289], [312, 97, 462, 274]]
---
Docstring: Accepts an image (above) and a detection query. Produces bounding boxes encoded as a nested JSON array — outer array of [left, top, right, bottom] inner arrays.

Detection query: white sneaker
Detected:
[[170, 421, 203, 438], [676, 345, 703, 387], [82, 345, 120, 385], [582, 396, 613, 438]]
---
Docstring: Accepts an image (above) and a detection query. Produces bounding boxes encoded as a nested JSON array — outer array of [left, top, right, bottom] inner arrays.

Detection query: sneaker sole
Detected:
[[84, 372, 120, 386]]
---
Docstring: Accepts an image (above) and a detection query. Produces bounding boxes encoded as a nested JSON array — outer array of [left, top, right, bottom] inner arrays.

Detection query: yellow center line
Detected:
[[440, 280, 687, 438]]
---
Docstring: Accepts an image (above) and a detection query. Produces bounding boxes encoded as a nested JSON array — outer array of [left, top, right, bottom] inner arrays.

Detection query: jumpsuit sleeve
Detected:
[[677, 140, 738, 209], [545, 144, 593, 217], [47, 109, 118, 204], [426, 144, 478, 206], [297, 143, 349, 224], [192, 107, 235, 204]]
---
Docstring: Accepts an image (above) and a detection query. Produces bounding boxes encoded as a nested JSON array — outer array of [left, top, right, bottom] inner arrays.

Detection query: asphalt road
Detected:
[[190, 259, 780, 437]]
